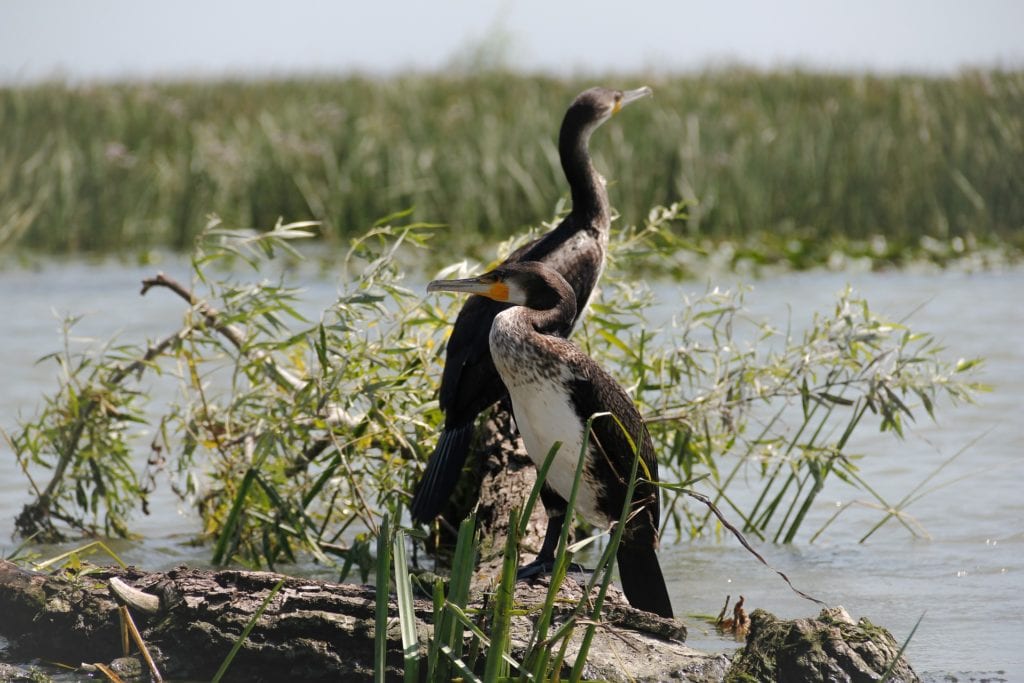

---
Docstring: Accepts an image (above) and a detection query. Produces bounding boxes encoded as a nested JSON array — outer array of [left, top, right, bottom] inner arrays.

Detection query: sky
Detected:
[[2, 0, 1023, 83]]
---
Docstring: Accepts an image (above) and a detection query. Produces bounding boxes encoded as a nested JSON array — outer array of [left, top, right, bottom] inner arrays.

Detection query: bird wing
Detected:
[[564, 350, 671, 619], [438, 294, 511, 419], [564, 354, 661, 529], [509, 215, 604, 329]]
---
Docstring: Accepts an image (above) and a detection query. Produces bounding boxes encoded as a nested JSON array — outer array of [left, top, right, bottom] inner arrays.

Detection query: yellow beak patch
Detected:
[[488, 281, 510, 302]]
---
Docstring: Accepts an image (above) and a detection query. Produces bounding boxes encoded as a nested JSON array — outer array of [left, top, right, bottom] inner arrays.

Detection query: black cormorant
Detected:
[[410, 86, 653, 536], [426, 260, 673, 618]]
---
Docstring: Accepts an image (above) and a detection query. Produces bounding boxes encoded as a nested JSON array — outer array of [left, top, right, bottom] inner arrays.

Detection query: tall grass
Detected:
[[2, 70, 1022, 262]]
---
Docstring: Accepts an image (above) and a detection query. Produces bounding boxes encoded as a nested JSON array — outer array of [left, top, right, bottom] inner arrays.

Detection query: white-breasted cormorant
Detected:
[[426, 261, 673, 618], [410, 86, 653, 538]]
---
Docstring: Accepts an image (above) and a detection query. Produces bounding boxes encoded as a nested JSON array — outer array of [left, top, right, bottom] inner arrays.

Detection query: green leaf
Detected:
[[374, 514, 393, 683], [393, 529, 419, 683]]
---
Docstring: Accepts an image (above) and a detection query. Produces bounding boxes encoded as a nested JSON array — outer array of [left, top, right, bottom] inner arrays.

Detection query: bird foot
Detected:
[[516, 557, 588, 581]]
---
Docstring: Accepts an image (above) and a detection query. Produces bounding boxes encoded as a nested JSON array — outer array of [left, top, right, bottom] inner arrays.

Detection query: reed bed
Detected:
[[2, 70, 1022, 263]]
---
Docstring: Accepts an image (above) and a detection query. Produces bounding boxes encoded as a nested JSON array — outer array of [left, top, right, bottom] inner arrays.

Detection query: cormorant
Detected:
[[426, 260, 673, 618], [410, 86, 653, 538]]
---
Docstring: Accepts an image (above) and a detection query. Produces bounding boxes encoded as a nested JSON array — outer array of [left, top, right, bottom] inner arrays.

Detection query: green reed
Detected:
[[2, 70, 1022, 266]]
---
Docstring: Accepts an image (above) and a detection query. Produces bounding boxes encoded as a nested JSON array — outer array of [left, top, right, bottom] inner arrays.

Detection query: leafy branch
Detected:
[[6, 206, 986, 571]]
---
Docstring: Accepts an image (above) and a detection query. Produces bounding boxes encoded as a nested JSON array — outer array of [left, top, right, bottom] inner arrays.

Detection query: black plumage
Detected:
[[426, 261, 673, 618], [410, 85, 652, 525]]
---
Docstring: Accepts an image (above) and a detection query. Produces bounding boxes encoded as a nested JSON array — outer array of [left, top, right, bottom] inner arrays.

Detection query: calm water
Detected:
[[1, 259, 1021, 680]]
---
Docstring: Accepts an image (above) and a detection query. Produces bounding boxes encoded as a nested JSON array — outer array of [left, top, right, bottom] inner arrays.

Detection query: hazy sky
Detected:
[[2, 0, 1023, 83]]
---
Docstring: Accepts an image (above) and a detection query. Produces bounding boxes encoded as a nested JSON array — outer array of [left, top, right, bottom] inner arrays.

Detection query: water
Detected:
[[1, 259, 1021, 680], [666, 267, 1024, 680]]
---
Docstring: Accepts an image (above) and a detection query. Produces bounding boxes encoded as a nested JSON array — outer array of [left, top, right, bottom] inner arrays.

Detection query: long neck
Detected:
[[490, 300, 576, 386], [558, 111, 609, 223], [490, 292, 577, 369], [527, 294, 576, 336]]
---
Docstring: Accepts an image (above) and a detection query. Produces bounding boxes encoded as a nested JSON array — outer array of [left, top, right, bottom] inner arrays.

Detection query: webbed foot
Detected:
[[516, 557, 587, 581]]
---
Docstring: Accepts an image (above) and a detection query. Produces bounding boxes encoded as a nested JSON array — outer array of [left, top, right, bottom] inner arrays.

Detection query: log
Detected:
[[0, 558, 722, 682], [463, 406, 551, 570], [0, 560, 920, 682], [422, 404, 549, 562]]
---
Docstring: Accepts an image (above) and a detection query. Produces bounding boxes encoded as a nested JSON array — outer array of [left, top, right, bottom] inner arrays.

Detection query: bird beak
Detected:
[[614, 86, 653, 114], [427, 275, 510, 302]]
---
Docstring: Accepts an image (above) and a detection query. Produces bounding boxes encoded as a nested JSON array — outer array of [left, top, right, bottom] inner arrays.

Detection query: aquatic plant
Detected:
[[5, 209, 985, 572]]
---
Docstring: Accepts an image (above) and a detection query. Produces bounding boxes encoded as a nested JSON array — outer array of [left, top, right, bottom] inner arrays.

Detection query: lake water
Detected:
[[1, 258, 1021, 681]]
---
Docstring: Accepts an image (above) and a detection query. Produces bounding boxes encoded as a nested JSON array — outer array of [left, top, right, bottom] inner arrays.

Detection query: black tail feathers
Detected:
[[409, 423, 475, 524], [616, 537, 673, 618]]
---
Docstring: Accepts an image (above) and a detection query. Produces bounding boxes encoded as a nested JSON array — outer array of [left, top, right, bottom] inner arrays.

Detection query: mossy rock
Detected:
[[726, 606, 919, 683]]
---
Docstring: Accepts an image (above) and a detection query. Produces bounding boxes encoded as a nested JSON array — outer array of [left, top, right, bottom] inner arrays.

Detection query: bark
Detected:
[[0, 558, 722, 682], [463, 405, 551, 571], [0, 558, 919, 682]]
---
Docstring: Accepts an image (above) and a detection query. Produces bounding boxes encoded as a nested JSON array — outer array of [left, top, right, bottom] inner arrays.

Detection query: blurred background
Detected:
[[2, 0, 1023, 259], [2, 2, 1023, 680]]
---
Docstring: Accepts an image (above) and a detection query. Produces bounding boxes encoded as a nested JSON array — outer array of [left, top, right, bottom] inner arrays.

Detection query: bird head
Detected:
[[569, 85, 653, 127], [427, 261, 576, 314]]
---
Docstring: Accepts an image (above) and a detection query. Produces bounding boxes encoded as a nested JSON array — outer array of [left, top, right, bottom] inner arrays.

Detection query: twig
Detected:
[[119, 604, 163, 682], [142, 272, 304, 392], [142, 272, 359, 426], [110, 577, 161, 614], [683, 487, 827, 607], [19, 326, 187, 538], [92, 662, 126, 683]]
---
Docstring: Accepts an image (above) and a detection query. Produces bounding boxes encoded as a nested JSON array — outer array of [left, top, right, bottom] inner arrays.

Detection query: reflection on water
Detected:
[[1, 260, 1022, 679]]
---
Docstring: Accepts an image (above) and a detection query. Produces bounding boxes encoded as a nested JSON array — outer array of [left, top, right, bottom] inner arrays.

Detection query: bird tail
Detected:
[[409, 423, 475, 524], [617, 533, 673, 618]]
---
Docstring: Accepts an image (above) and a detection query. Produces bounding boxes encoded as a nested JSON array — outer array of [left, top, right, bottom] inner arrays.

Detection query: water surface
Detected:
[[1, 259, 1021, 680]]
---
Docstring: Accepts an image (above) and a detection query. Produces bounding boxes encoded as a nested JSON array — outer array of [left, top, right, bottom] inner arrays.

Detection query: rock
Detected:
[[726, 607, 920, 683]]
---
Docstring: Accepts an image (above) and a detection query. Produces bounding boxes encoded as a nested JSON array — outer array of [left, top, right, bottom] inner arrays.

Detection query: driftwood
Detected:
[[0, 558, 721, 681], [0, 407, 719, 681]]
